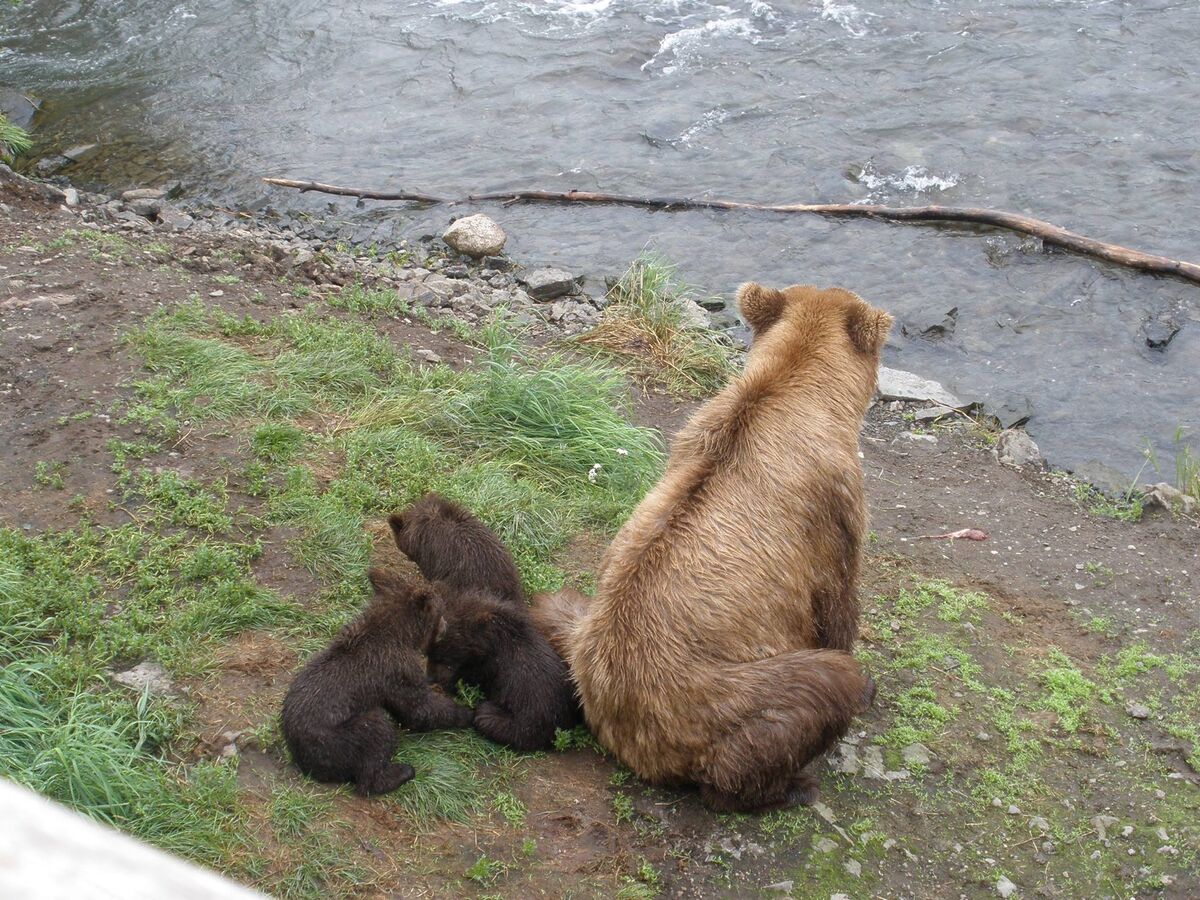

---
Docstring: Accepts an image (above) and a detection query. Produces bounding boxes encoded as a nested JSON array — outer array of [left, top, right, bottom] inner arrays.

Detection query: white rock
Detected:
[[843, 860, 862, 877], [996, 875, 1017, 898], [1091, 814, 1118, 841], [111, 661, 175, 697], [876, 366, 962, 407], [815, 837, 838, 853], [442, 214, 506, 258]]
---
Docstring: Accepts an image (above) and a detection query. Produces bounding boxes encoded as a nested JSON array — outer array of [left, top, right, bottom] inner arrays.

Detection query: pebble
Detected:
[[1091, 814, 1119, 841], [763, 882, 793, 895], [814, 838, 838, 853], [1125, 701, 1150, 719], [415, 348, 442, 364], [843, 860, 862, 877], [901, 742, 932, 767], [994, 428, 1043, 469], [1029, 816, 1049, 833], [995, 875, 1017, 898], [1007, 805, 1021, 815], [121, 187, 167, 201]]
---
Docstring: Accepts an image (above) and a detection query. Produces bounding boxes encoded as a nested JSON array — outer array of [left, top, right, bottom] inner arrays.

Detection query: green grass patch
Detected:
[[575, 254, 737, 397], [1036, 648, 1103, 733]]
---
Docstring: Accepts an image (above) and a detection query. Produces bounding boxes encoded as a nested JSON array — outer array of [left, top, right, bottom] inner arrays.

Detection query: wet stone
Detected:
[[442, 213, 506, 258], [520, 267, 579, 301], [122, 187, 167, 202], [1142, 314, 1180, 351]]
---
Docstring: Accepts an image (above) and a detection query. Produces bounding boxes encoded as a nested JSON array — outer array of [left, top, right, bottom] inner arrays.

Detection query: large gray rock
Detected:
[[520, 267, 580, 301], [442, 214, 506, 258], [876, 366, 962, 407], [994, 429, 1043, 469], [157, 205, 194, 231], [0, 88, 39, 129], [677, 297, 712, 331]]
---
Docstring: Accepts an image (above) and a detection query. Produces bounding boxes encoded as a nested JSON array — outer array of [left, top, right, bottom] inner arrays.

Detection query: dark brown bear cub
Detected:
[[388, 493, 523, 607], [281, 570, 473, 796], [428, 586, 579, 751], [389, 494, 577, 751]]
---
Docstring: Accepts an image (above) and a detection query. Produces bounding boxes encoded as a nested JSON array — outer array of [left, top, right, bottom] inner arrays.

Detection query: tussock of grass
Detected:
[[575, 254, 736, 397], [386, 730, 518, 823], [0, 112, 32, 160]]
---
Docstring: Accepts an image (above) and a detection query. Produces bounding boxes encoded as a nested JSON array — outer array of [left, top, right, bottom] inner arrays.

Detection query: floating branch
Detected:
[[261, 177, 1200, 287]]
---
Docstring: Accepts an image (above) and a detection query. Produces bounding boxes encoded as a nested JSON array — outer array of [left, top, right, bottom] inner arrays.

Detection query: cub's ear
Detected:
[[367, 567, 392, 593], [387, 512, 406, 544], [846, 303, 893, 355], [736, 282, 786, 335]]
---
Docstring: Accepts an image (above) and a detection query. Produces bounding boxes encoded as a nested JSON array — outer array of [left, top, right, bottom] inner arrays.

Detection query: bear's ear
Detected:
[[845, 303, 893, 356], [387, 512, 406, 545], [736, 282, 787, 335]]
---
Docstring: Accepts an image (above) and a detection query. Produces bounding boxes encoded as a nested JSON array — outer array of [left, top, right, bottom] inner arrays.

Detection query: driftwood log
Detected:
[[261, 177, 1200, 287]]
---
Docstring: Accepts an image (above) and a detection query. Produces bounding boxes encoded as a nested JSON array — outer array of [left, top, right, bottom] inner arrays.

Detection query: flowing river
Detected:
[[3, 0, 1198, 486]]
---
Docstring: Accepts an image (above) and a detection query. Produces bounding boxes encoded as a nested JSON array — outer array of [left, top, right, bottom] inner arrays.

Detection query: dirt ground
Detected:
[[2, 186, 1197, 899]]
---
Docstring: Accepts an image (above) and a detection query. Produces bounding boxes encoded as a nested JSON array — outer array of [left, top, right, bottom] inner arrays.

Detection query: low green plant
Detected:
[[0, 112, 32, 161]]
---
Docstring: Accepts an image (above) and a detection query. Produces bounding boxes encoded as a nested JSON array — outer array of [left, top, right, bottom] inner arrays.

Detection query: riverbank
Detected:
[[2, 170, 1198, 898]]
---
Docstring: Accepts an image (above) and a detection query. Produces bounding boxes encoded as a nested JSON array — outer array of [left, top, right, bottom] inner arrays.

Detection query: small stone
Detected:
[[861, 746, 887, 779], [1007, 805, 1021, 815], [157, 205, 194, 232], [1142, 314, 1180, 351], [994, 429, 1043, 469], [121, 187, 167, 201], [61, 143, 98, 161], [34, 155, 70, 177], [442, 263, 470, 279], [112, 661, 176, 697], [520, 267, 579, 301], [996, 875, 1017, 898], [976, 731, 991, 742], [900, 431, 938, 445], [442, 214, 506, 258], [830, 741, 860, 774], [913, 404, 956, 423], [844, 860, 862, 877], [1141, 482, 1197, 517], [1029, 817, 1050, 833], [697, 296, 725, 311], [815, 837, 838, 853], [127, 197, 163, 219], [415, 348, 442, 364], [901, 743, 932, 767], [763, 881, 794, 894], [677, 297, 712, 330], [1125, 701, 1150, 720], [63, 187, 79, 207], [1120, 825, 1133, 838], [1091, 814, 1118, 841]]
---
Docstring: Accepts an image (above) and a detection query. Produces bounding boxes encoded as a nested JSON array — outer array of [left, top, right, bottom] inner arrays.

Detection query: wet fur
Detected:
[[389, 494, 523, 607], [429, 585, 579, 751], [533, 283, 890, 812], [281, 570, 473, 796]]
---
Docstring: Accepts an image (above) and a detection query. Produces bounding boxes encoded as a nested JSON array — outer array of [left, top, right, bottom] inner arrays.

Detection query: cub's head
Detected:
[[366, 568, 448, 651], [735, 281, 892, 396]]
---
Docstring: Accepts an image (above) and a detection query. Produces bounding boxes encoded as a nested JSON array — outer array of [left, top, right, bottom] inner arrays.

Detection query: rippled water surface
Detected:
[[4, 0, 1198, 483]]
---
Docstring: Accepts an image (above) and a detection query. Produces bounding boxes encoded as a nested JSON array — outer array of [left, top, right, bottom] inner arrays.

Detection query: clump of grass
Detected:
[[1072, 482, 1143, 522], [576, 254, 736, 397], [1, 112, 32, 161], [1036, 648, 1102, 733], [385, 731, 518, 823]]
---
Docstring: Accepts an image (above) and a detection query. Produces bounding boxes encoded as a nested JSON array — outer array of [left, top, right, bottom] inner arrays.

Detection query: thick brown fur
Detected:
[[389, 493, 523, 607], [533, 283, 891, 812], [429, 584, 579, 751], [281, 570, 473, 796]]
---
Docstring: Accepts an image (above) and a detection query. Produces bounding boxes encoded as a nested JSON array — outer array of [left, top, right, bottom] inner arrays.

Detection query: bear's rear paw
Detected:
[[356, 762, 415, 797]]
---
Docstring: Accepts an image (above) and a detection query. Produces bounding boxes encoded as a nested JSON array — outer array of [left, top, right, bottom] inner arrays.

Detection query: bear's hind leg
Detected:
[[341, 708, 410, 797], [473, 700, 547, 751]]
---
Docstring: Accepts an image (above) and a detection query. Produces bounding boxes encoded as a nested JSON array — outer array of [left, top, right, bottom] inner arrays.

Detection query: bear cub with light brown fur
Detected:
[[281, 569, 473, 796], [534, 282, 891, 812], [390, 494, 578, 751]]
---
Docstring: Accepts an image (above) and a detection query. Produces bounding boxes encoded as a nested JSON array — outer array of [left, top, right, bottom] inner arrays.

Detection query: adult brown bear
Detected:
[[532, 282, 890, 813]]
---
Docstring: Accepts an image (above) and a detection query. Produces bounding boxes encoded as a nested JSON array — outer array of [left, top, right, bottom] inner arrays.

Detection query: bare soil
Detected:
[[2, 187, 1197, 899]]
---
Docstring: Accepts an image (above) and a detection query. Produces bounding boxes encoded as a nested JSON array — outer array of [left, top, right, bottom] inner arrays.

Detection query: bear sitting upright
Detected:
[[389, 493, 523, 607], [532, 283, 891, 812], [281, 569, 473, 796]]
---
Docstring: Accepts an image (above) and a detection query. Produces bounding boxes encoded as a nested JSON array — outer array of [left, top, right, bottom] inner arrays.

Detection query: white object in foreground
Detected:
[[0, 778, 266, 900]]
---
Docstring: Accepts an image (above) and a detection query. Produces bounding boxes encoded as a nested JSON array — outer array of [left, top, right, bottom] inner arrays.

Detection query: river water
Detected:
[[3, 0, 1198, 486]]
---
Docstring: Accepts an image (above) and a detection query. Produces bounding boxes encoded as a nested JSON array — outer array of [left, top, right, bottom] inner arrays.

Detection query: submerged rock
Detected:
[[442, 214, 506, 258], [1142, 314, 1180, 351]]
